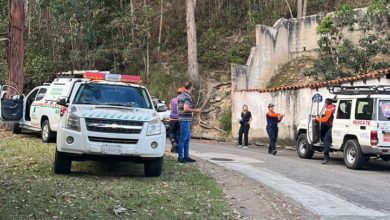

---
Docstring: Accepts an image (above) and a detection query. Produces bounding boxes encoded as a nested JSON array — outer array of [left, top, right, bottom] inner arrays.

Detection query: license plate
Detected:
[[101, 144, 122, 155], [384, 133, 390, 142]]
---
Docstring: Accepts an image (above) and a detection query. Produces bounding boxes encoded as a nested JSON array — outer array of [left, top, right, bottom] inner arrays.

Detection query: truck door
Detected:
[[0, 85, 24, 122], [332, 99, 353, 149]]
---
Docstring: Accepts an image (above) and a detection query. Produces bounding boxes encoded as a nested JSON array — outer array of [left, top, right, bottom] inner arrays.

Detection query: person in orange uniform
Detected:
[[266, 104, 284, 155], [316, 98, 336, 164]]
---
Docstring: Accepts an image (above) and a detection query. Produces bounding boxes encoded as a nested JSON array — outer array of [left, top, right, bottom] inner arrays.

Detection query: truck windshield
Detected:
[[378, 100, 390, 121], [73, 83, 153, 109]]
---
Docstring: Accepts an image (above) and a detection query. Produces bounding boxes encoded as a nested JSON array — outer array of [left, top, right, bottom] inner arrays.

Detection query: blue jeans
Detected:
[[178, 121, 191, 160]]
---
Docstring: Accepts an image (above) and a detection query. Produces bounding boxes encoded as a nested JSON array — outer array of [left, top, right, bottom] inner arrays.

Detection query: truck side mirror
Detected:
[[57, 98, 67, 106]]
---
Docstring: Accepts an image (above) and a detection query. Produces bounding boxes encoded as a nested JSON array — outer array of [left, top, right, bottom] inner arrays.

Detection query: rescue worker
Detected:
[[168, 87, 185, 153], [266, 104, 284, 155], [316, 98, 336, 164]]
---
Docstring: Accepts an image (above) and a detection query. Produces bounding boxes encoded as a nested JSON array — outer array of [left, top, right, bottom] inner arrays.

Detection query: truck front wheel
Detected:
[[144, 157, 163, 177], [297, 133, 314, 159], [343, 139, 366, 170]]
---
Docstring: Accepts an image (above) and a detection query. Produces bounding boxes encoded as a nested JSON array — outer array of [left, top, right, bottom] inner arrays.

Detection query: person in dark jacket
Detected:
[[266, 104, 284, 155], [168, 87, 185, 153], [237, 105, 252, 149]]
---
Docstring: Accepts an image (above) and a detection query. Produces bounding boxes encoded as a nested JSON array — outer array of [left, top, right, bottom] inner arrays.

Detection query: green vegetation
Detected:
[[219, 105, 232, 134], [0, 132, 233, 219], [0, 0, 373, 99], [306, 0, 390, 80]]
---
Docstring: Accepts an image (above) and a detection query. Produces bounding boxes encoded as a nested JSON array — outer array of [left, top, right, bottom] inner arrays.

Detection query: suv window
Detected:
[[73, 83, 153, 109], [379, 100, 390, 121], [337, 100, 352, 119], [355, 99, 373, 120]]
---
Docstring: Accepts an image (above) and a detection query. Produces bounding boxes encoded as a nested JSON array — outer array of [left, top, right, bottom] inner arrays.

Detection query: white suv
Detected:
[[54, 72, 166, 176], [296, 86, 390, 169]]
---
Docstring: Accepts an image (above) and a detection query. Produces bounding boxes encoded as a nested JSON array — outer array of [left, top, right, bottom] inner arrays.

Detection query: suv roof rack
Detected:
[[328, 85, 390, 95], [56, 70, 99, 78]]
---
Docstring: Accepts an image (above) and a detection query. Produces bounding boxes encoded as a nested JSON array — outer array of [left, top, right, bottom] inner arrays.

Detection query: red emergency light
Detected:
[[83, 71, 142, 84]]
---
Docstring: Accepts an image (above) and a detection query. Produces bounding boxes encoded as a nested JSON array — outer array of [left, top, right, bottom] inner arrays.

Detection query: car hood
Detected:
[[70, 105, 157, 122]]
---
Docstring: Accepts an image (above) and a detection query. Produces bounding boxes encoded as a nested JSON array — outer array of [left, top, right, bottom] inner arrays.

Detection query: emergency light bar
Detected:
[[83, 71, 142, 84]]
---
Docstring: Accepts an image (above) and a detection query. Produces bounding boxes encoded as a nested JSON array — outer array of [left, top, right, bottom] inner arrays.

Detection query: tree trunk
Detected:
[[186, 0, 199, 83], [130, 0, 135, 44], [8, 0, 25, 92], [144, 0, 150, 80], [297, 0, 302, 17], [2, 0, 25, 131], [303, 0, 307, 16], [157, 0, 163, 60]]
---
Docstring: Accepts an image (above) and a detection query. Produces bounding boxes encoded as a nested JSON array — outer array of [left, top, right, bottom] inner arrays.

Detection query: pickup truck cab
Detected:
[[296, 86, 390, 169]]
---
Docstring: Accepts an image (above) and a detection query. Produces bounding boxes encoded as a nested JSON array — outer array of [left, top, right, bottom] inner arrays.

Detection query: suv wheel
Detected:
[[54, 149, 72, 174], [12, 123, 22, 134], [144, 157, 163, 177], [343, 139, 366, 170], [42, 119, 55, 143], [297, 133, 314, 159]]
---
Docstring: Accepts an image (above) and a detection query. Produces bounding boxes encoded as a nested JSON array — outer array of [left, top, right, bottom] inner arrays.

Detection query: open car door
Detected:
[[0, 85, 24, 122]]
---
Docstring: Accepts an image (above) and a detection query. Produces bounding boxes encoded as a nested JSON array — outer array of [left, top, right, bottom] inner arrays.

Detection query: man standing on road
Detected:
[[266, 104, 284, 155], [168, 87, 185, 153], [177, 82, 201, 163], [316, 98, 336, 164]]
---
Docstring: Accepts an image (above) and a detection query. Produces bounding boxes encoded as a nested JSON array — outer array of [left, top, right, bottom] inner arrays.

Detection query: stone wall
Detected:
[[232, 9, 366, 90], [232, 76, 390, 145]]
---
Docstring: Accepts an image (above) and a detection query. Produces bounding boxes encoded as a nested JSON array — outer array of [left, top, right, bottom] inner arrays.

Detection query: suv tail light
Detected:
[[60, 106, 68, 117], [371, 130, 378, 146]]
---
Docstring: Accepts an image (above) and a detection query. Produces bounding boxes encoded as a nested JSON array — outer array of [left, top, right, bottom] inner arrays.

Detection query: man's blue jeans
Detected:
[[178, 121, 191, 160]]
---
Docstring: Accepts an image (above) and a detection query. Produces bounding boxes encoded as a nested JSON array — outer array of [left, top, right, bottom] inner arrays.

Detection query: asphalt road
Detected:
[[189, 142, 390, 220]]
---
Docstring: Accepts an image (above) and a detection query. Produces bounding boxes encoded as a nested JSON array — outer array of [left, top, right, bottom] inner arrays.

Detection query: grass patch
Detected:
[[0, 132, 233, 219]]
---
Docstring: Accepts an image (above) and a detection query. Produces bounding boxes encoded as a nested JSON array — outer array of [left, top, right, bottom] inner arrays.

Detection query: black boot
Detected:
[[322, 155, 330, 164]]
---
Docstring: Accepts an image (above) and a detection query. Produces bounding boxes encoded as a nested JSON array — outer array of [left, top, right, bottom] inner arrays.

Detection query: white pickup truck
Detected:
[[0, 71, 166, 177]]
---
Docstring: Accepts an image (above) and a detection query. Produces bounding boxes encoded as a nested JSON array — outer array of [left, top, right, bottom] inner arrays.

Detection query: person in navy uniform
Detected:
[[316, 98, 336, 164], [266, 104, 284, 155]]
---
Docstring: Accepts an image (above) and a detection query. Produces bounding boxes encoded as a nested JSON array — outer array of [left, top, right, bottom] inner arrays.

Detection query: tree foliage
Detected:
[[307, 1, 390, 80]]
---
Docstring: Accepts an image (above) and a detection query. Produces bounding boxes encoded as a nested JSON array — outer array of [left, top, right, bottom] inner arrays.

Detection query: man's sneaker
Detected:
[[178, 158, 186, 163], [242, 146, 248, 149], [236, 145, 242, 148], [185, 158, 196, 163], [272, 150, 277, 155]]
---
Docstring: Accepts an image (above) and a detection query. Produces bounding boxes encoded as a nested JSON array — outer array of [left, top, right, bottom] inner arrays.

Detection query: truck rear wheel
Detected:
[[144, 157, 163, 177], [297, 133, 314, 159], [42, 119, 55, 143], [54, 149, 72, 174], [343, 139, 366, 170]]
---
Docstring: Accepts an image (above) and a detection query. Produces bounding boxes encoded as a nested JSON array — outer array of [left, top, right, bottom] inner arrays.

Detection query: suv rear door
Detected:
[[377, 99, 390, 147], [0, 85, 24, 122]]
